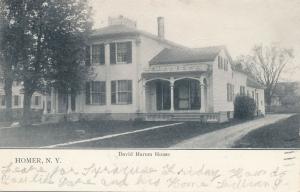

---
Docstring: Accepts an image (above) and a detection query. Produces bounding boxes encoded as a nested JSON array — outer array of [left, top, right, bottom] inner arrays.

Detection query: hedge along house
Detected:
[[44, 16, 265, 123]]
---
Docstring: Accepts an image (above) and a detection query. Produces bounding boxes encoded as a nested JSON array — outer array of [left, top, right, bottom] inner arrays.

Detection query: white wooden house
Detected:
[[45, 16, 265, 122]]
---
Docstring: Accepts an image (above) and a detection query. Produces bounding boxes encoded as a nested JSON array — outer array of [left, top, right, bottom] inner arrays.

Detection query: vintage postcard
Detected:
[[0, 0, 299, 191]]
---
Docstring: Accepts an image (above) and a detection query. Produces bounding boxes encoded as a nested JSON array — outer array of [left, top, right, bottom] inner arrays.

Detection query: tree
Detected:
[[238, 44, 294, 110], [0, 1, 21, 121], [0, 0, 93, 124]]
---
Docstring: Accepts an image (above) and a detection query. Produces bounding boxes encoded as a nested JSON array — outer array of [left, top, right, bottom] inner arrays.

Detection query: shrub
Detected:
[[234, 95, 256, 119]]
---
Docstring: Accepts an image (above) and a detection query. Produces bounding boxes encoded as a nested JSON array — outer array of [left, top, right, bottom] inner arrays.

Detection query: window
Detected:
[[85, 81, 106, 105], [0, 95, 5, 106], [218, 56, 229, 71], [111, 80, 132, 104], [110, 42, 132, 64], [14, 95, 20, 106], [218, 56, 222, 69], [85, 46, 91, 66], [240, 86, 246, 95], [227, 83, 234, 101], [92, 44, 105, 65], [224, 60, 228, 71], [32, 96, 41, 106]]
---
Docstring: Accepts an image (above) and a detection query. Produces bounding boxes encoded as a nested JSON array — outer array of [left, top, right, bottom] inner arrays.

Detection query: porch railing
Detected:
[[144, 112, 229, 123]]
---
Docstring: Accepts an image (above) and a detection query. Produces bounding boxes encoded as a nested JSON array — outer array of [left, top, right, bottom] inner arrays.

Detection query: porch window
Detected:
[[0, 95, 5, 106], [156, 81, 170, 110], [110, 42, 132, 64], [92, 44, 105, 65], [85, 81, 106, 105], [174, 79, 200, 110], [227, 83, 234, 101], [111, 80, 132, 104]]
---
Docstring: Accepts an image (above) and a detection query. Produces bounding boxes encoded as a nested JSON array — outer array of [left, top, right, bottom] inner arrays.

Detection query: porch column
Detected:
[[43, 95, 47, 114], [67, 93, 72, 114], [143, 82, 147, 113], [50, 87, 56, 114], [200, 83, 205, 112], [170, 78, 174, 112]]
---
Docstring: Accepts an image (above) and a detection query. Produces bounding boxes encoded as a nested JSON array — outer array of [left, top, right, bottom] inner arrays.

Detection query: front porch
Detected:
[[142, 75, 210, 113]]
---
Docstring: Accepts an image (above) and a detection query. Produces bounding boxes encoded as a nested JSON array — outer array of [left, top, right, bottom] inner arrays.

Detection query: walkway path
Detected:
[[171, 114, 293, 148]]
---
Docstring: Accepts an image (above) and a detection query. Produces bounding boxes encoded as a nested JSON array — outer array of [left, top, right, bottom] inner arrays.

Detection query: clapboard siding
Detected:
[[212, 49, 234, 112]]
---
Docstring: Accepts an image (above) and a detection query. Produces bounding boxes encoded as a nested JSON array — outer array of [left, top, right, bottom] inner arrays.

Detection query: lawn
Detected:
[[0, 118, 245, 148], [233, 114, 300, 148]]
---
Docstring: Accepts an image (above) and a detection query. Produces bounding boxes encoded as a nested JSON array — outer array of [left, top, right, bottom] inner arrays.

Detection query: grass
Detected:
[[233, 114, 300, 148], [0, 118, 246, 148]]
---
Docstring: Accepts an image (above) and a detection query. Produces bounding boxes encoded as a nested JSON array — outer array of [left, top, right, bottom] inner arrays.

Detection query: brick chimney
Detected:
[[157, 17, 164, 39]]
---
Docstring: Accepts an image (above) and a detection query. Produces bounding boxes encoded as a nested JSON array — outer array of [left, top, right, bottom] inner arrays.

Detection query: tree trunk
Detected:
[[22, 89, 33, 126], [4, 79, 13, 122], [264, 89, 272, 112]]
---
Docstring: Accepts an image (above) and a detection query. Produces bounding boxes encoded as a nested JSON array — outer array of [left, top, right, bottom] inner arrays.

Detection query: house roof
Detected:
[[91, 24, 184, 48], [91, 25, 138, 36], [246, 78, 265, 89], [149, 46, 224, 65]]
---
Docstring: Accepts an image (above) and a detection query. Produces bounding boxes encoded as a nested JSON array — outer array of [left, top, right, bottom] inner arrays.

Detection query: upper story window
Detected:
[[85, 81, 106, 105], [224, 60, 228, 71], [218, 56, 229, 71], [227, 83, 234, 102], [110, 42, 132, 64], [92, 44, 105, 65], [111, 80, 132, 104], [85, 46, 91, 66], [240, 86, 246, 95], [218, 56, 223, 69]]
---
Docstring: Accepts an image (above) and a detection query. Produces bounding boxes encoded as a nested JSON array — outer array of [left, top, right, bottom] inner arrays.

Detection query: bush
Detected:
[[234, 95, 256, 119]]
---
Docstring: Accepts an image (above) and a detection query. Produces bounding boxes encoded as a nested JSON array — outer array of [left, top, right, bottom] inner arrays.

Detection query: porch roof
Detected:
[[149, 46, 224, 65]]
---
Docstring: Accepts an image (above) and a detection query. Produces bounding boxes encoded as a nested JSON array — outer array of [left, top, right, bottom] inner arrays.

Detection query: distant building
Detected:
[[43, 16, 266, 122], [0, 76, 44, 117], [271, 81, 300, 106]]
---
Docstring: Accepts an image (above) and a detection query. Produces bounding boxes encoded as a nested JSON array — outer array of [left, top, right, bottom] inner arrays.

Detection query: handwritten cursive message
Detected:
[[0, 150, 298, 191]]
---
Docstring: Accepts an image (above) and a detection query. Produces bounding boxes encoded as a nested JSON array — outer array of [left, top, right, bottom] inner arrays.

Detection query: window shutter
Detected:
[[85, 82, 90, 104], [126, 42, 132, 63], [110, 43, 116, 64], [85, 46, 91, 66], [111, 81, 116, 104], [227, 84, 229, 101], [100, 44, 105, 65]]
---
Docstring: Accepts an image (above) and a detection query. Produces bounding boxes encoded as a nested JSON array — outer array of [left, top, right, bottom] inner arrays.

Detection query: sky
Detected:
[[90, 0, 300, 82]]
